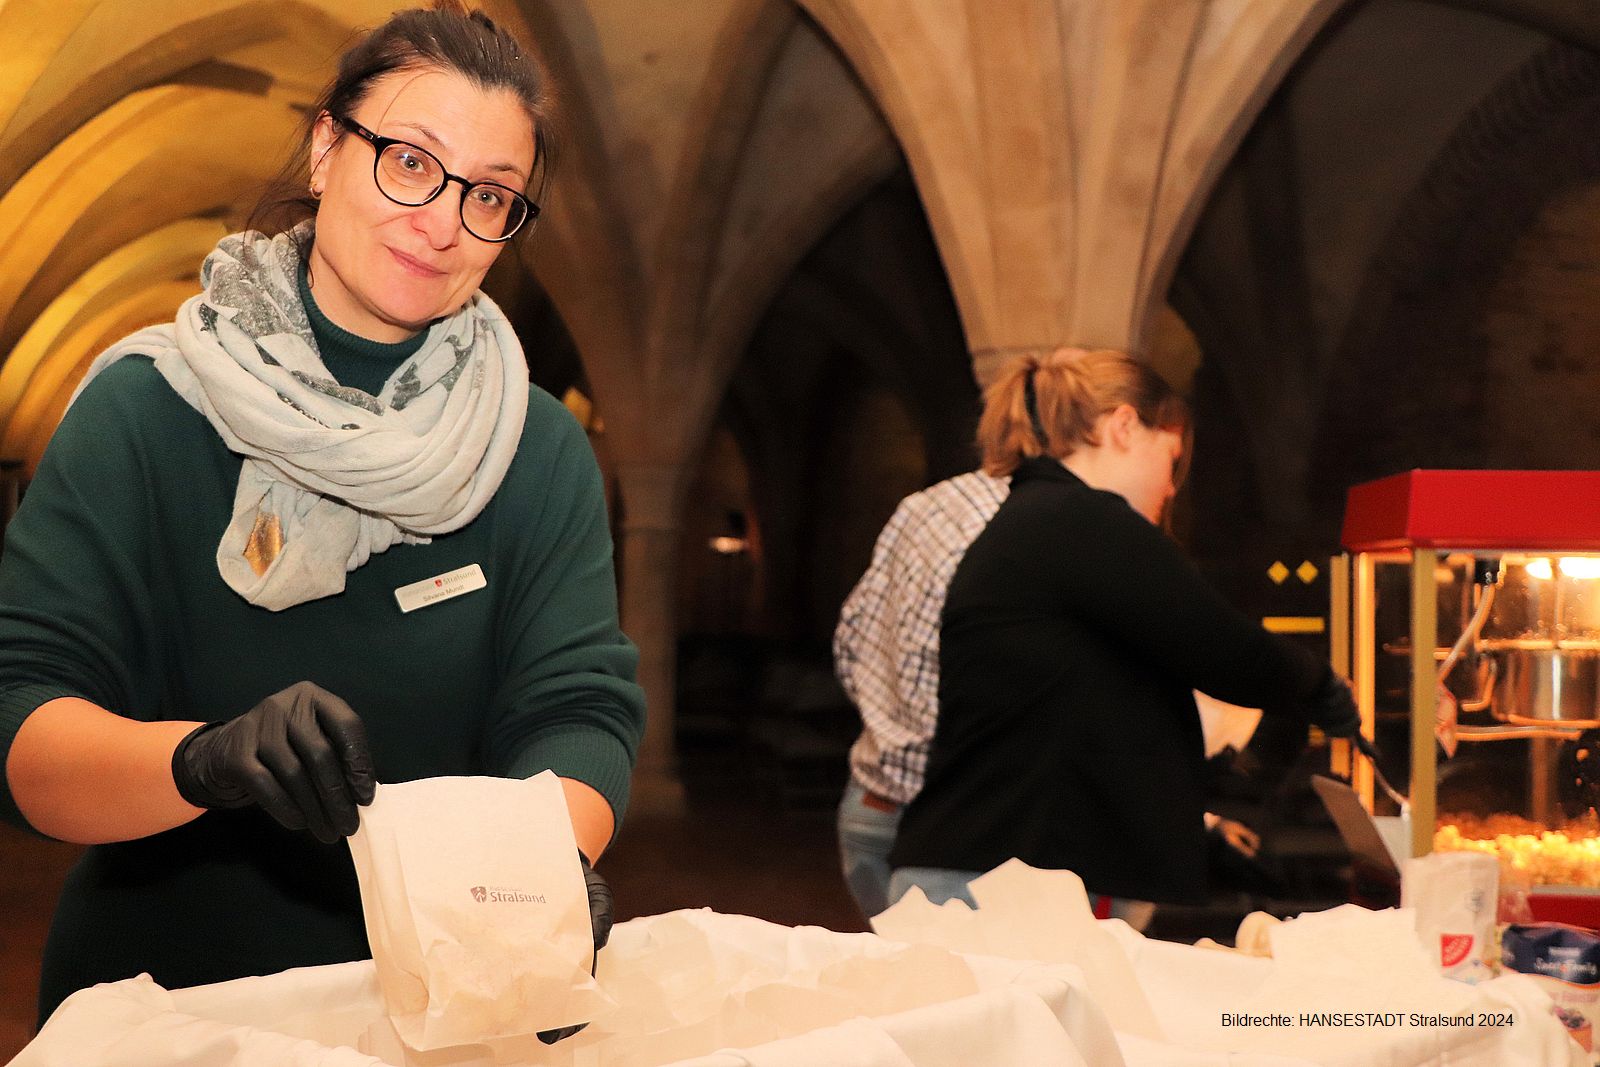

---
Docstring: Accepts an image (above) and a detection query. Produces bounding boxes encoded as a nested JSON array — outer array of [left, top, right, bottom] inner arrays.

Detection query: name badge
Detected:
[[395, 564, 486, 613]]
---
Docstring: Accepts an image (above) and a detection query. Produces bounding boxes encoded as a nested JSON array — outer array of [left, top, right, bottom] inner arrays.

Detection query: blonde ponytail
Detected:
[[977, 347, 1188, 478]]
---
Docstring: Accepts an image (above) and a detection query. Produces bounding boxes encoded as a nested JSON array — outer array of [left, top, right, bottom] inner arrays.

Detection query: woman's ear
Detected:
[[308, 113, 339, 191], [1104, 403, 1141, 452]]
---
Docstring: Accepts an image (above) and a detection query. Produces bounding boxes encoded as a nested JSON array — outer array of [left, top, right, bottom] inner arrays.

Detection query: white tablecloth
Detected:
[[11, 866, 1587, 1067], [11, 911, 1121, 1067]]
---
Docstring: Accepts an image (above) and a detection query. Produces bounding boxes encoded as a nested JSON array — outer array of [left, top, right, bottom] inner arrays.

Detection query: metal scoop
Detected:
[[1352, 733, 1409, 814]]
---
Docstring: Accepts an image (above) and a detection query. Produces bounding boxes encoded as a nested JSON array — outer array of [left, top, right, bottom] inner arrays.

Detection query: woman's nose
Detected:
[[412, 187, 463, 248]]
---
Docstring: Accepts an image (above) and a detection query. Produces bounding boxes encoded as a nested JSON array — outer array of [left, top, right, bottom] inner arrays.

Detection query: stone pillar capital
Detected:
[[970, 343, 1057, 389]]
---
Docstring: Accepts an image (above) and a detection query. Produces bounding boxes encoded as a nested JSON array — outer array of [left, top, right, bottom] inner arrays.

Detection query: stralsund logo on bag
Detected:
[[469, 883, 546, 904]]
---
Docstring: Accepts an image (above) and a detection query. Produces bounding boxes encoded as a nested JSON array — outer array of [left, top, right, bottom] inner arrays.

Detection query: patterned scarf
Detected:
[[71, 225, 528, 610]]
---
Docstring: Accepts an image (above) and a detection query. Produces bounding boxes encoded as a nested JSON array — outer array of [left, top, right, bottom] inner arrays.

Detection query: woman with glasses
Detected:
[[0, 1, 643, 1027]]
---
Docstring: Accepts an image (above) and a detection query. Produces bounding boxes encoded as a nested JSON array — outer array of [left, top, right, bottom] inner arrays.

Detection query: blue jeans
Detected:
[[836, 780, 902, 919], [888, 866, 983, 908], [887, 865, 1155, 931]]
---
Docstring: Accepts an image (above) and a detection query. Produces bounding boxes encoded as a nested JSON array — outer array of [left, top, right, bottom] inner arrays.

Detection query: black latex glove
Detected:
[[1307, 668, 1361, 738], [171, 681, 376, 844], [580, 850, 616, 953], [537, 851, 615, 1045]]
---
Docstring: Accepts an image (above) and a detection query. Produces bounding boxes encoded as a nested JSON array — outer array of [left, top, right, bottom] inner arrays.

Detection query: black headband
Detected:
[[1023, 367, 1050, 448]]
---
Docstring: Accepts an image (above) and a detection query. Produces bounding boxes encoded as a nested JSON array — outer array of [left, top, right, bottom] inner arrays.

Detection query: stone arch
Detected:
[[1315, 41, 1600, 513], [640, 0, 797, 388], [1167, 1, 1566, 550], [607, 3, 900, 472], [0, 219, 226, 457], [713, 170, 975, 646], [1133, 0, 1352, 350], [499, 0, 649, 413], [0, 0, 110, 144], [0, 86, 294, 358], [690, 136, 901, 448], [1432, 0, 1600, 50], [10, 282, 198, 471], [788, 0, 998, 352], [576, 0, 802, 464], [0, 0, 354, 194]]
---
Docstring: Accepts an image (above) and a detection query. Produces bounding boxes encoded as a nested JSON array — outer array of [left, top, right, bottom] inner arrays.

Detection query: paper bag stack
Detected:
[[346, 773, 613, 1052]]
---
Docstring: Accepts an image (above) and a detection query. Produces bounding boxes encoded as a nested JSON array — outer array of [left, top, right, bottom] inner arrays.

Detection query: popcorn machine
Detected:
[[1334, 470, 1600, 878]]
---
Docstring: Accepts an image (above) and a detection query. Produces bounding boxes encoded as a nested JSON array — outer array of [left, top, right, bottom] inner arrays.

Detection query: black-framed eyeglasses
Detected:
[[335, 116, 538, 242]]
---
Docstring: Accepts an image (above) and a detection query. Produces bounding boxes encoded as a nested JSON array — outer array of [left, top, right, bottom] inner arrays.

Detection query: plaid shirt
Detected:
[[834, 471, 1010, 803]]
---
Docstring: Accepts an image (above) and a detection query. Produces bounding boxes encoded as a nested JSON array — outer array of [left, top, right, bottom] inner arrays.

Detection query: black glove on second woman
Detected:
[[1307, 668, 1362, 739], [171, 681, 377, 843]]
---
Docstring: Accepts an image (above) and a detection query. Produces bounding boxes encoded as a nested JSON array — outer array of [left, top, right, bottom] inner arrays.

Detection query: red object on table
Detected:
[[1342, 470, 1600, 552], [1527, 888, 1600, 931]]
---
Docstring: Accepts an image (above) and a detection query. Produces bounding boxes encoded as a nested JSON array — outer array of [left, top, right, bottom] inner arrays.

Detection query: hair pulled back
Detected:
[[249, 0, 555, 243], [976, 347, 1190, 479]]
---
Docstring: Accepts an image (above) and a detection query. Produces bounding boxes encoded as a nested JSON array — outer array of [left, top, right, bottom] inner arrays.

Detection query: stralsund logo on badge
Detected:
[[471, 885, 487, 903]]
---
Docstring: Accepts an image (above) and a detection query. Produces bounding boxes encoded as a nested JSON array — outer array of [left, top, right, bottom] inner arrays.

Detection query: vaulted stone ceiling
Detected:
[[12, 0, 1600, 771], [0, 0, 902, 475], [9, 0, 1600, 474]]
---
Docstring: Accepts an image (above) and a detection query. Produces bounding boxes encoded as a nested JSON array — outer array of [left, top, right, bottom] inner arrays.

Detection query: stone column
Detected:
[[795, 0, 1344, 358], [614, 461, 690, 809]]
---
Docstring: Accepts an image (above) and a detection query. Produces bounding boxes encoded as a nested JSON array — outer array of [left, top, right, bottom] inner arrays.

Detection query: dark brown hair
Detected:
[[248, 0, 555, 247], [976, 347, 1191, 479]]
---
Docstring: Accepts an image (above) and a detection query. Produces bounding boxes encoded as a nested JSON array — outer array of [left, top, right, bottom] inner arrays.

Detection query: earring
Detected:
[[309, 185, 323, 200]]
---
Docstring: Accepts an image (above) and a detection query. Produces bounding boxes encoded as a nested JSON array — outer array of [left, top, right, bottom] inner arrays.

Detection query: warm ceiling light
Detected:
[[1525, 558, 1554, 581], [1560, 557, 1600, 580]]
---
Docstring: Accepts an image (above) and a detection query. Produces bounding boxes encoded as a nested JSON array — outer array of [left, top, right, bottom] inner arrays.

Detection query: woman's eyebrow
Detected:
[[391, 121, 528, 182], [392, 120, 447, 151]]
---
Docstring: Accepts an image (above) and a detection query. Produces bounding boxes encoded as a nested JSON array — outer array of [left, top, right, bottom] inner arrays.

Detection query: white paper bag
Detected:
[[345, 773, 613, 1051]]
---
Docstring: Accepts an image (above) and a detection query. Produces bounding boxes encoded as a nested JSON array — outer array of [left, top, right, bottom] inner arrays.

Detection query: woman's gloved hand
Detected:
[[1308, 668, 1361, 738], [170, 681, 376, 843], [580, 850, 616, 955], [537, 851, 615, 1045], [1215, 816, 1262, 859]]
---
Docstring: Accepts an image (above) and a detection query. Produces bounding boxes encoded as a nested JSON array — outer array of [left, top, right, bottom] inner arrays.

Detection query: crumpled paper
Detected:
[[552, 910, 1119, 1066], [871, 861, 1583, 1067], [11, 973, 385, 1067], [15, 910, 1121, 1067], [871, 859, 1164, 1041]]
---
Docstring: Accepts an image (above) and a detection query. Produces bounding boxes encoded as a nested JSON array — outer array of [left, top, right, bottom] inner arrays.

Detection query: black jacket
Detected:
[[890, 457, 1330, 904]]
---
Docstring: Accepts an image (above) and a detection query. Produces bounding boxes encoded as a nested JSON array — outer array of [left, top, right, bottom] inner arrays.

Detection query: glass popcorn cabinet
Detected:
[[1332, 470, 1600, 909]]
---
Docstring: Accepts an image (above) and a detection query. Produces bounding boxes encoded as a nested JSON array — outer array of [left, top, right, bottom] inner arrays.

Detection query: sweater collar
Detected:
[[1010, 454, 1086, 488], [298, 261, 428, 365]]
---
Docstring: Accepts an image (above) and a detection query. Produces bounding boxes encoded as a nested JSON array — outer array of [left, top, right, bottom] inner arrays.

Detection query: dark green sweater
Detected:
[[0, 275, 644, 1019]]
